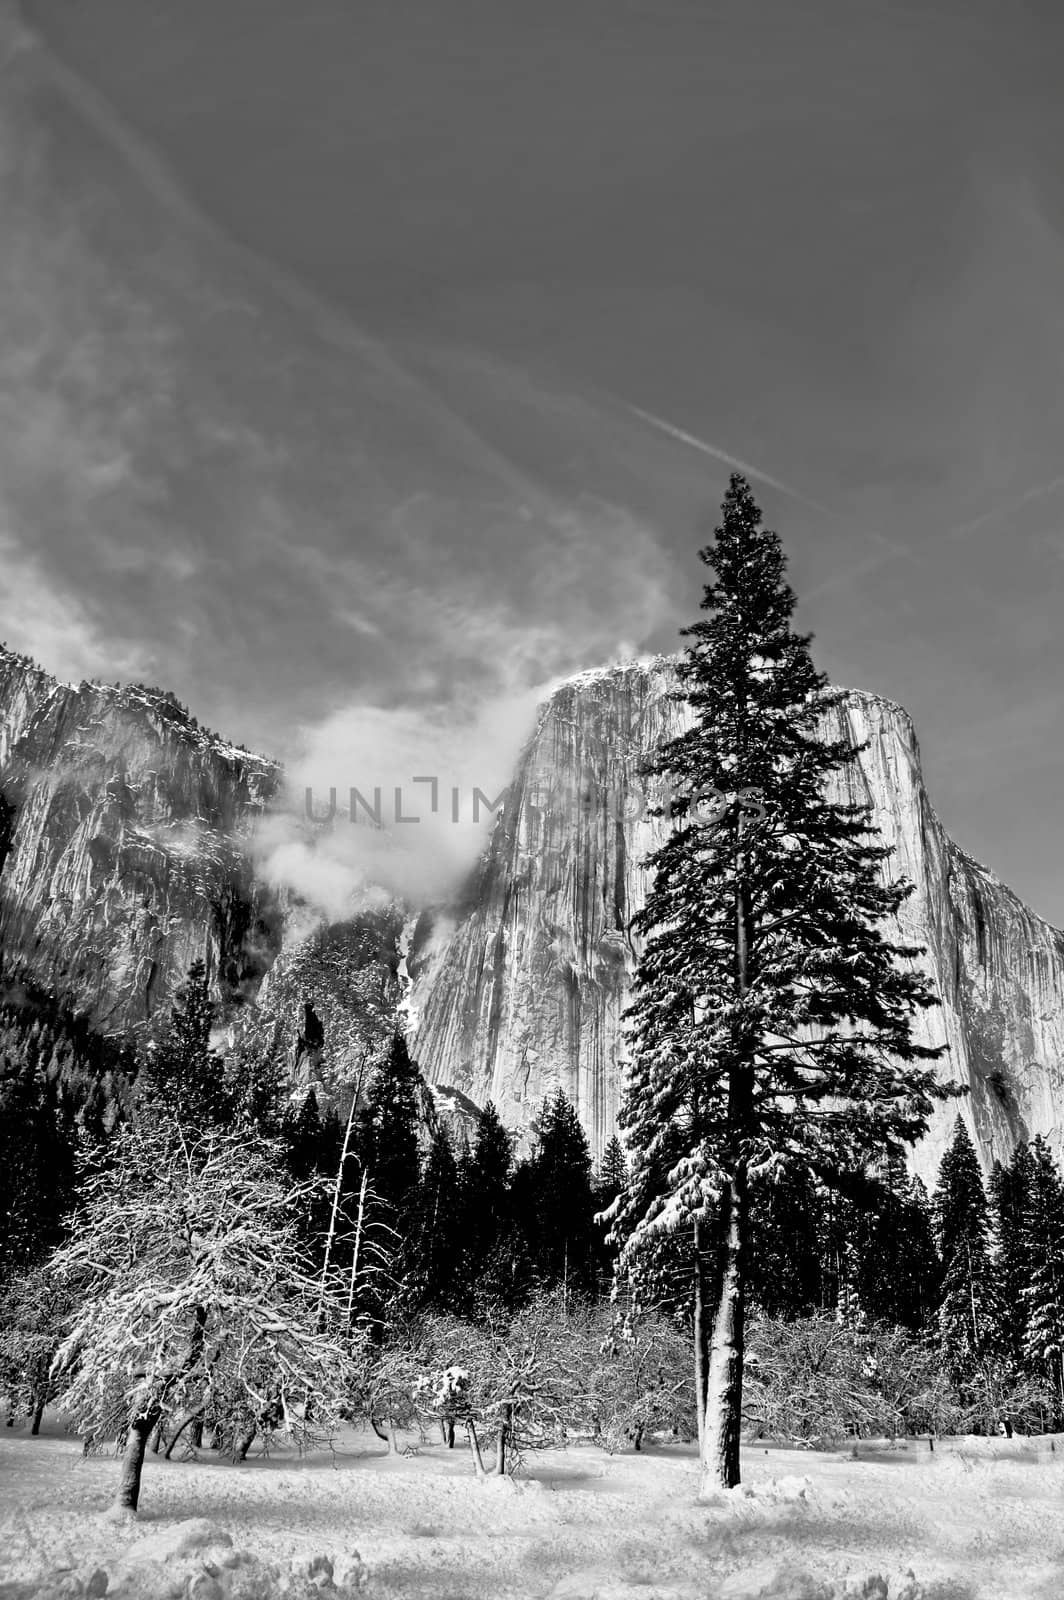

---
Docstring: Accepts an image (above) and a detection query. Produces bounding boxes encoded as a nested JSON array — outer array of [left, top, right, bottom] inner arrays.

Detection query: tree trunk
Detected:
[[235, 1426, 256, 1462], [114, 1412, 157, 1515], [323, 1067, 367, 1327], [347, 1168, 371, 1328], [467, 1419, 487, 1477], [700, 1168, 748, 1494], [163, 1406, 206, 1460], [495, 1404, 513, 1475], [698, 839, 754, 1496], [387, 1419, 399, 1455], [30, 1399, 45, 1437], [632, 1424, 644, 1453], [693, 1217, 709, 1455]]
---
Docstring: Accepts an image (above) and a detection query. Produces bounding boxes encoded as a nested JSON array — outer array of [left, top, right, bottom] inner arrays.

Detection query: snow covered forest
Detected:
[[3, 965, 1064, 1598]]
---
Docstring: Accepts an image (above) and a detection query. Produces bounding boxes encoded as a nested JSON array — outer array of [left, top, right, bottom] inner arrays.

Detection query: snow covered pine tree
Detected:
[[610, 474, 950, 1494]]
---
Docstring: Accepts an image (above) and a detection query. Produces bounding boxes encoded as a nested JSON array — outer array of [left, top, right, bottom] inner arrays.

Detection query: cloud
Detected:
[[255, 489, 674, 914], [255, 686, 545, 915], [0, 528, 149, 682]]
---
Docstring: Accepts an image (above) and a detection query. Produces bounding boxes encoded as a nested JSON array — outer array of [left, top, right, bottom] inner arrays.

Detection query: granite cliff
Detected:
[[407, 660, 1064, 1180], [0, 646, 281, 1032]]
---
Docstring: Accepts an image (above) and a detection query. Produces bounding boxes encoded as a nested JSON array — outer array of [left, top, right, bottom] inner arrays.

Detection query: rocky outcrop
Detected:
[[408, 660, 1064, 1180], [0, 647, 281, 1032]]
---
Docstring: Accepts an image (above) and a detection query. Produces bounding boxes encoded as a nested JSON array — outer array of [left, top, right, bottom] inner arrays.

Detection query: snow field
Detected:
[[2, 1425, 1064, 1599]]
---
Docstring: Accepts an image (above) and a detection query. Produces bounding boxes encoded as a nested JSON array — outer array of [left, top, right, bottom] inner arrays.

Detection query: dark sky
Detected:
[[5, 0, 1064, 919]]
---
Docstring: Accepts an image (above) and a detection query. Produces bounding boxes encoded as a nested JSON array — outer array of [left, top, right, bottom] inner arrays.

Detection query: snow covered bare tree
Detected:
[[610, 475, 949, 1493], [47, 1120, 366, 1516]]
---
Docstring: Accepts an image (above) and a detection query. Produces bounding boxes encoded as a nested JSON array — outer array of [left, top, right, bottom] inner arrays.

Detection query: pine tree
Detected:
[[898, 1175, 942, 1332], [612, 475, 948, 1491], [526, 1089, 596, 1297], [749, 1160, 824, 1320], [989, 1142, 1035, 1369], [596, 1136, 629, 1207], [933, 1118, 1000, 1405], [459, 1100, 517, 1303], [0, 1063, 77, 1282], [1020, 1135, 1064, 1417], [852, 1158, 941, 1331], [413, 1126, 463, 1308], [138, 960, 229, 1131], [357, 1033, 423, 1216], [593, 1135, 631, 1281], [223, 1036, 287, 1136], [283, 1089, 326, 1183]]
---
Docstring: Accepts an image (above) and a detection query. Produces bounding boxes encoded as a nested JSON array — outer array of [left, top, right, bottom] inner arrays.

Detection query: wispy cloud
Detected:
[[627, 405, 835, 515], [945, 477, 1064, 542]]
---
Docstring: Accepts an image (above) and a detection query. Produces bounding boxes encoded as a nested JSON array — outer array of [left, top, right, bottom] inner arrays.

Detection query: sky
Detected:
[[3, 0, 1064, 920]]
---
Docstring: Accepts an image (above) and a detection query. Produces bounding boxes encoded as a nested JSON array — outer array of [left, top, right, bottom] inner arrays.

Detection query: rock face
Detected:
[[0, 647, 281, 1032], [408, 659, 1064, 1179]]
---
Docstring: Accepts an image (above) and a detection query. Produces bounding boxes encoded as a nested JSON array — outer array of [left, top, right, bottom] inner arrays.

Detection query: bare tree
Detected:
[[743, 1315, 959, 1446], [0, 1268, 73, 1434], [48, 1120, 367, 1515], [584, 1302, 696, 1453]]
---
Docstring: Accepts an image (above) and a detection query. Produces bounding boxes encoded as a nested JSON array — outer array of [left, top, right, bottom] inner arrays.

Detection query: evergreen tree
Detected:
[[459, 1101, 519, 1306], [933, 1118, 1000, 1401], [1020, 1135, 1064, 1416], [357, 1032, 423, 1217], [283, 1089, 326, 1184], [817, 1184, 858, 1323], [223, 1035, 287, 1136], [413, 1126, 463, 1308], [852, 1158, 941, 1331], [526, 1089, 597, 1296], [989, 1142, 1035, 1369], [749, 1160, 824, 1320], [138, 960, 229, 1131], [595, 1136, 629, 1207], [612, 475, 948, 1490], [898, 1175, 942, 1332], [593, 1134, 631, 1281], [0, 1063, 77, 1282]]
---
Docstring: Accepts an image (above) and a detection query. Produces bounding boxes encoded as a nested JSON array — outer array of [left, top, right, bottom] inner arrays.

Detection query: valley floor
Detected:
[[0, 1423, 1061, 1600]]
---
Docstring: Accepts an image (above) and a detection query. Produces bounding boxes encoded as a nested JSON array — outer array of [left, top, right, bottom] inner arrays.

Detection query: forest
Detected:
[[1, 954, 1061, 1516]]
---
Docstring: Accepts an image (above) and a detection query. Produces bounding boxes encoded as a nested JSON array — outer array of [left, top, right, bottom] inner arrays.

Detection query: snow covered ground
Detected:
[[1, 1422, 1063, 1599]]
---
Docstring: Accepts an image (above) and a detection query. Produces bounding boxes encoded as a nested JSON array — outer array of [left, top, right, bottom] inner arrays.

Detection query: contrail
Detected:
[[628, 402, 919, 603], [946, 476, 1064, 541], [627, 405, 838, 517]]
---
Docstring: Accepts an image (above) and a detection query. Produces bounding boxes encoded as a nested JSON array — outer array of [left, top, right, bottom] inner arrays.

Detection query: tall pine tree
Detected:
[[357, 1032, 423, 1216], [524, 1089, 596, 1297], [1020, 1135, 1064, 1417], [459, 1100, 519, 1307], [933, 1118, 1000, 1405], [989, 1141, 1035, 1370], [412, 1125, 463, 1308], [612, 475, 947, 1491], [852, 1158, 941, 1331]]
